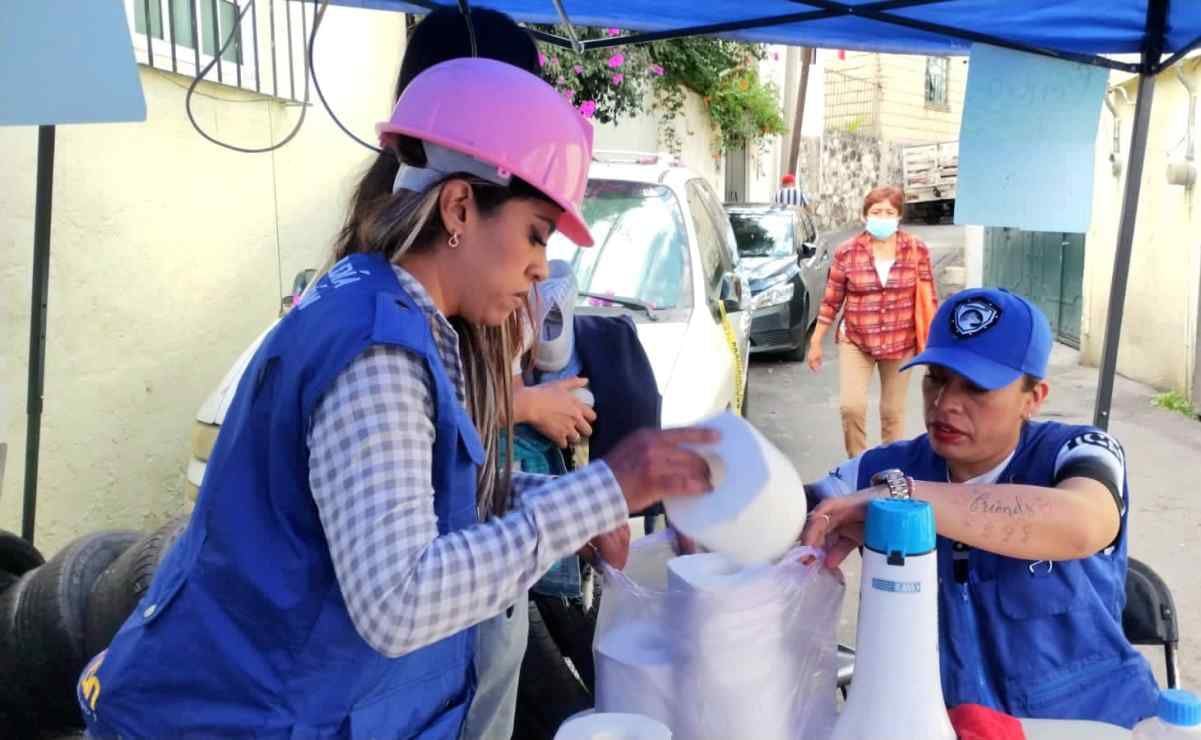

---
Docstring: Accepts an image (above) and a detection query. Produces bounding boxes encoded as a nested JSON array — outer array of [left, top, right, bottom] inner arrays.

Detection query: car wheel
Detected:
[[84, 516, 188, 660], [515, 600, 592, 740], [0, 529, 45, 578], [11, 530, 140, 730], [783, 339, 808, 363]]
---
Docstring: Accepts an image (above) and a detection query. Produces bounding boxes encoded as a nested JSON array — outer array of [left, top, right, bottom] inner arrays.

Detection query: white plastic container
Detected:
[[554, 711, 672, 740], [1133, 690, 1201, 738]]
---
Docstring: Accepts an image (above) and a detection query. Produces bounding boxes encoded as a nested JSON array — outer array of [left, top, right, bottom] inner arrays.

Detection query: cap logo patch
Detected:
[[951, 298, 1001, 338]]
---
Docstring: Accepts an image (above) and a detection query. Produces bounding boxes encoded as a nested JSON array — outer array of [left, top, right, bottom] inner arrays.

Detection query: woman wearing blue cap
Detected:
[[800, 287, 1160, 728]]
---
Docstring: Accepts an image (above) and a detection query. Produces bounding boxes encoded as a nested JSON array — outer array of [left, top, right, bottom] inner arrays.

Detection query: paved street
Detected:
[[747, 224, 1201, 690]]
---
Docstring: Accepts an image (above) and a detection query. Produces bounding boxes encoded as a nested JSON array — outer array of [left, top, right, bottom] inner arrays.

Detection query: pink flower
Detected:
[[560, 88, 576, 103], [538, 52, 548, 67], [573, 64, 584, 76], [606, 28, 621, 37], [607, 53, 624, 69], [579, 100, 597, 118], [557, 76, 567, 85], [611, 73, 624, 86], [648, 64, 664, 77]]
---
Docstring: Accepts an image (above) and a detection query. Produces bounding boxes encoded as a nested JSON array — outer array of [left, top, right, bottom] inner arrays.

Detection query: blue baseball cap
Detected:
[[901, 288, 1053, 390]]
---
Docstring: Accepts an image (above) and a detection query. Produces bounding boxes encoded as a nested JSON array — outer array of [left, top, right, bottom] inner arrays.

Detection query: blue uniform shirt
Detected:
[[811, 421, 1159, 728]]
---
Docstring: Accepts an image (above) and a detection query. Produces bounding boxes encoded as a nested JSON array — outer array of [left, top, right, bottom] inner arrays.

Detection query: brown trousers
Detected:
[[838, 341, 914, 458]]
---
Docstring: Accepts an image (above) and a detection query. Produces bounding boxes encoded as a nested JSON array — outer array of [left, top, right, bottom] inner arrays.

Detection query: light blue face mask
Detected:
[[866, 216, 899, 240]]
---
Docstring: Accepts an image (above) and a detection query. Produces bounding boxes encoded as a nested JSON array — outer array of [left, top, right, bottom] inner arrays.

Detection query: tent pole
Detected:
[[787, 47, 813, 175], [1092, 73, 1155, 431], [1092, 0, 1167, 431], [22, 125, 55, 544]]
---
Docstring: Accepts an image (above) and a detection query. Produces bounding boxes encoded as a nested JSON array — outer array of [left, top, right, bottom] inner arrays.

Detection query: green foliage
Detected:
[[1152, 391, 1200, 420], [532, 28, 785, 155]]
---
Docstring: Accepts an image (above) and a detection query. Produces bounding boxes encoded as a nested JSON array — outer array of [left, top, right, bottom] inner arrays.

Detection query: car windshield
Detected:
[[548, 180, 692, 310], [730, 212, 794, 259]]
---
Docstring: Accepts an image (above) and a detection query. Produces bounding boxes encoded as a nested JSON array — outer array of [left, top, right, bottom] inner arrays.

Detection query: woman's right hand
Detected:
[[807, 339, 823, 373], [604, 428, 718, 514], [518, 378, 597, 447]]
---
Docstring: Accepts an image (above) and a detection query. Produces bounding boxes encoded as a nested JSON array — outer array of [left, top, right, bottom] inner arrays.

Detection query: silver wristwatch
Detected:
[[871, 468, 914, 500]]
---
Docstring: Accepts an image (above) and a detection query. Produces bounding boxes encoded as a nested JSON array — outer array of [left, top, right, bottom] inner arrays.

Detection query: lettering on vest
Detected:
[[78, 651, 105, 719], [1065, 431, 1125, 464], [298, 261, 374, 311]]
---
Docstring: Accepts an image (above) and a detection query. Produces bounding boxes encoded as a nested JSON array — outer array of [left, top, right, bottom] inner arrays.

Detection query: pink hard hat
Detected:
[[377, 57, 595, 247]]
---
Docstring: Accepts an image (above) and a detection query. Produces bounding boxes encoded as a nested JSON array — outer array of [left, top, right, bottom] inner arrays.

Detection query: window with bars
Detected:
[[126, 0, 312, 101], [135, 0, 243, 63], [925, 55, 950, 109]]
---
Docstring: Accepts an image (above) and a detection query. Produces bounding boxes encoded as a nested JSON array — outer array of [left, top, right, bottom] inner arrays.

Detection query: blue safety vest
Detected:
[[81, 253, 482, 738], [857, 421, 1159, 728]]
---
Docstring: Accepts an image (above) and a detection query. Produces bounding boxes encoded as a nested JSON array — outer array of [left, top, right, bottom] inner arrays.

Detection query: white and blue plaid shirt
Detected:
[[307, 265, 627, 658]]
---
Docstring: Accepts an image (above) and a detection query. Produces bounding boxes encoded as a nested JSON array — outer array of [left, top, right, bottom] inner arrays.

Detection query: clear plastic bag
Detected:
[[594, 531, 845, 740]]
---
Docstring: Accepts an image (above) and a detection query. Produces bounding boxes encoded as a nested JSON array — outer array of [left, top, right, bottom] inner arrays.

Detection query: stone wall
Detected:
[[797, 130, 903, 233]]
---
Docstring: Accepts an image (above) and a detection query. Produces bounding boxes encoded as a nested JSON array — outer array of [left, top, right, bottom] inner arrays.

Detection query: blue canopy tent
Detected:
[[338, 0, 1199, 75], [11, 0, 1201, 542]]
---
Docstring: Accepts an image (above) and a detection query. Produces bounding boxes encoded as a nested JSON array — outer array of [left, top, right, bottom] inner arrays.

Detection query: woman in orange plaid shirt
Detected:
[[807, 186, 937, 458]]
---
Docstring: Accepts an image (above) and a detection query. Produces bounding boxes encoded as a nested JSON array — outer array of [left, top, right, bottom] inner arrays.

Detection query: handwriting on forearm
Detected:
[[970, 494, 1037, 516], [964, 489, 1050, 549]]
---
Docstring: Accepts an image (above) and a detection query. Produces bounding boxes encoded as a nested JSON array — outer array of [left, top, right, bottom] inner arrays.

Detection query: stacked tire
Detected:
[[0, 518, 186, 736], [1, 530, 46, 737]]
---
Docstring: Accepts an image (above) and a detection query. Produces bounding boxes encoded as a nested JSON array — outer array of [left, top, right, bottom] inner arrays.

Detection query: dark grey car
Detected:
[[727, 203, 830, 359]]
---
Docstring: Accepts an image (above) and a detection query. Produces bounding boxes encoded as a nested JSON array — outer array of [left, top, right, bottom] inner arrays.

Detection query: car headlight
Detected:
[[751, 280, 795, 310]]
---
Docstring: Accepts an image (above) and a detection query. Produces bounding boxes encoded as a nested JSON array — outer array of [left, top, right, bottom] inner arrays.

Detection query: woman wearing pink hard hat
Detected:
[[78, 58, 714, 738]]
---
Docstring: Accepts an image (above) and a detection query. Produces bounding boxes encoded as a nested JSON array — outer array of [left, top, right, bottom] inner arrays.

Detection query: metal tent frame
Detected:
[[16, 0, 1200, 542]]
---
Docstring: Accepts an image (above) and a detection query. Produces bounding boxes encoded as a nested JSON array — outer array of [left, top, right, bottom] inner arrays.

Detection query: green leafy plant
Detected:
[[1152, 391, 1200, 420], [532, 28, 785, 155]]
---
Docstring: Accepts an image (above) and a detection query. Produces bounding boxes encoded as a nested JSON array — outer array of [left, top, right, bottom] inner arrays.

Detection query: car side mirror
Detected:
[[800, 242, 818, 259], [719, 273, 749, 312]]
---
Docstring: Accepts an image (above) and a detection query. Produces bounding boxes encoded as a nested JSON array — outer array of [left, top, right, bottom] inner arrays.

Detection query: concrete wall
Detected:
[[593, 88, 725, 194], [1081, 60, 1201, 402], [744, 46, 792, 204], [0, 6, 406, 550], [807, 130, 903, 232], [877, 53, 967, 144], [821, 50, 966, 144]]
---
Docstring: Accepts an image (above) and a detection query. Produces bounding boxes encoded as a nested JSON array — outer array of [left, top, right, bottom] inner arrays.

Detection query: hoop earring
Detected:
[[448, 232, 462, 249]]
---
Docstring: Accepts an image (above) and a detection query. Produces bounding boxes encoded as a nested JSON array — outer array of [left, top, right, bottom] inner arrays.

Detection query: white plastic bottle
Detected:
[[1133, 689, 1201, 738]]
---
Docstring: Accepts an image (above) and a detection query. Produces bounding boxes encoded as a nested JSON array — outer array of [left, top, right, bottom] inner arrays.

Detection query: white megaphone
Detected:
[[830, 499, 955, 740]]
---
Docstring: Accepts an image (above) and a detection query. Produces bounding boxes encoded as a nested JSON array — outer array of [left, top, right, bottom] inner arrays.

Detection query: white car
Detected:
[[184, 151, 751, 497], [546, 152, 751, 428]]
